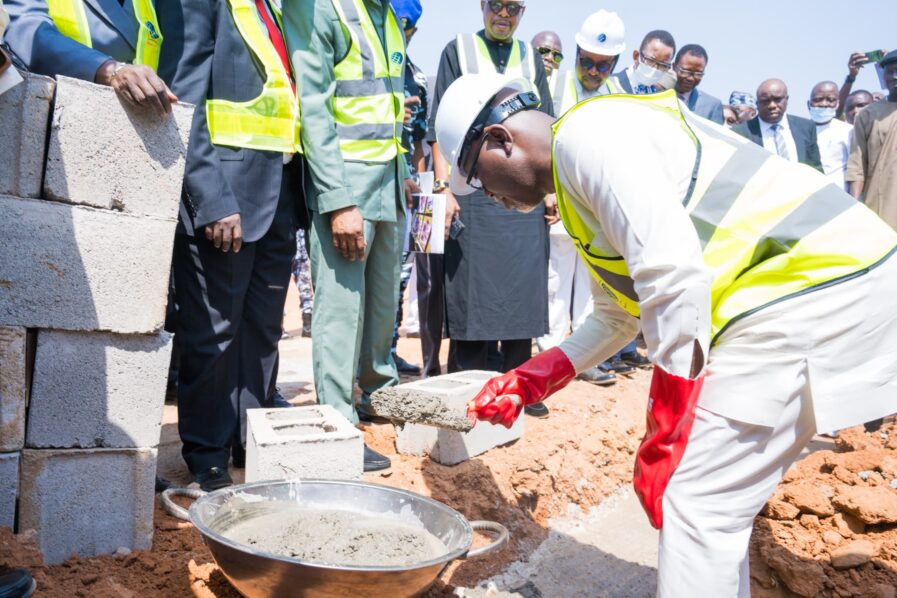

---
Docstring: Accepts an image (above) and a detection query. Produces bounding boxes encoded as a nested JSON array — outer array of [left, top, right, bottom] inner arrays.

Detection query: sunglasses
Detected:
[[674, 65, 704, 79], [486, 1, 524, 17], [536, 47, 564, 64], [577, 54, 615, 74]]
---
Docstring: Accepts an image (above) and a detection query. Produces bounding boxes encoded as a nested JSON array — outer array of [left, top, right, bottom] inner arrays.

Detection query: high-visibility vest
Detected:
[[551, 70, 620, 115], [47, 0, 162, 70], [330, 0, 405, 163], [456, 33, 540, 100], [552, 90, 897, 344], [206, 0, 301, 153]]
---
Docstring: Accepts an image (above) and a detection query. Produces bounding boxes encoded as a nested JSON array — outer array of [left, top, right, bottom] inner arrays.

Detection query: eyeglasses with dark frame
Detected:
[[536, 46, 564, 64], [486, 1, 524, 17], [640, 53, 673, 71], [674, 65, 704, 79]]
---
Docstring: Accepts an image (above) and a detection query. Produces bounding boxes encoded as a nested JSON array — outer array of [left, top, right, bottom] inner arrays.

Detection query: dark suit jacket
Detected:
[[733, 115, 823, 171], [157, 0, 303, 241], [684, 88, 725, 125]]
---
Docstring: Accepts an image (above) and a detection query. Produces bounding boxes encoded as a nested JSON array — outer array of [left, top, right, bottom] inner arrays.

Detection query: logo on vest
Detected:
[[146, 21, 160, 40], [391, 51, 404, 65]]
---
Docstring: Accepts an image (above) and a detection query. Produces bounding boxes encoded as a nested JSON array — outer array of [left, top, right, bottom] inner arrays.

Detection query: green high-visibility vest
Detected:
[[331, 0, 405, 163], [456, 33, 540, 99], [550, 69, 620, 115], [47, 0, 162, 70], [206, 0, 301, 153], [553, 90, 897, 344]]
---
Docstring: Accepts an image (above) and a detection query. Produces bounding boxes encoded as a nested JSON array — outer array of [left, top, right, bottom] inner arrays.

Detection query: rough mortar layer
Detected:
[[0, 327, 27, 451], [0, 72, 54, 198], [43, 76, 193, 220], [0, 195, 176, 334], [27, 330, 172, 449], [246, 405, 363, 482], [370, 370, 496, 431], [18, 447, 157, 564], [395, 415, 524, 466], [0, 452, 19, 528]]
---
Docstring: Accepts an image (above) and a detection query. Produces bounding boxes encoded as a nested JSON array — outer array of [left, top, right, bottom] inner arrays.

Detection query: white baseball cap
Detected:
[[574, 10, 626, 57], [435, 74, 533, 195]]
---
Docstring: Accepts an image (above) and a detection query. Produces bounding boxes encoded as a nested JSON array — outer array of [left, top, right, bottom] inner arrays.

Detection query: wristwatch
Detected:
[[433, 179, 449, 193]]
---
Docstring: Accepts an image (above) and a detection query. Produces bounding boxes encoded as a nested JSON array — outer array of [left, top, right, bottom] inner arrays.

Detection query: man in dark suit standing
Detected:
[[734, 78, 823, 171], [157, 0, 304, 490], [673, 44, 724, 124]]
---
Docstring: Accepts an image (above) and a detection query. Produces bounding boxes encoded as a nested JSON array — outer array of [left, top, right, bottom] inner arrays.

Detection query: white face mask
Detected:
[[808, 106, 837, 124], [632, 59, 677, 94]]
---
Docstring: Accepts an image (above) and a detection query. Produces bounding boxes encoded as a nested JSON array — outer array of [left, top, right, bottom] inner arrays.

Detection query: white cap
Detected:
[[435, 74, 532, 196], [574, 9, 626, 57]]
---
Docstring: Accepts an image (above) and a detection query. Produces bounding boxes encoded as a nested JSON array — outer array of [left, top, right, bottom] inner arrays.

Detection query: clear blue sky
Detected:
[[408, 0, 896, 117]]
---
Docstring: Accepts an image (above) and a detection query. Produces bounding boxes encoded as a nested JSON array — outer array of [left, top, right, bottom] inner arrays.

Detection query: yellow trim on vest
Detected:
[[206, 0, 301, 153], [47, 0, 92, 47], [552, 89, 897, 343]]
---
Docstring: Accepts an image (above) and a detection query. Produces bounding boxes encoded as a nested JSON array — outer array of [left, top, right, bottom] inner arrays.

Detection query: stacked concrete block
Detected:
[[388, 371, 525, 465], [0, 453, 18, 529], [246, 405, 364, 482], [18, 448, 157, 564], [27, 331, 173, 448], [0, 72, 55, 198], [43, 76, 191, 220], [0, 327, 28, 451]]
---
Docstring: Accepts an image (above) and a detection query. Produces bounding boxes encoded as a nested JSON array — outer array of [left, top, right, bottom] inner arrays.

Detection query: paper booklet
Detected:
[[408, 172, 446, 254]]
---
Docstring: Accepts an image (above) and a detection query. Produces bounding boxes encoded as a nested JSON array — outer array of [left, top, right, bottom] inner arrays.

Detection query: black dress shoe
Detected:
[[393, 353, 422, 375], [194, 467, 233, 492], [363, 444, 391, 472], [607, 359, 635, 375], [0, 569, 36, 598], [577, 366, 617, 387], [155, 476, 172, 493], [620, 351, 651, 368], [267, 388, 292, 408], [524, 402, 550, 418]]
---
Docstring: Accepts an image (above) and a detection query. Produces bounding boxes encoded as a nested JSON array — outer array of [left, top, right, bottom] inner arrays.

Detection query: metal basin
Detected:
[[162, 479, 508, 598]]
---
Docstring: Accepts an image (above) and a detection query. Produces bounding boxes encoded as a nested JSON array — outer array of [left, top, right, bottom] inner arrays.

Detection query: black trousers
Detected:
[[447, 338, 532, 374], [173, 182, 296, 474], [415, 252, 445, 377]]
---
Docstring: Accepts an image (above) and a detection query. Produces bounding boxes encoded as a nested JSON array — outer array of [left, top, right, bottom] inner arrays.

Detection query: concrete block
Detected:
[[246, 405, 363, 482], [370, 372, 487, 431], [0, 452, 18, 528], [0, 328, 27, 451], [0, 72, 54, 198], [43, 76, 192, 220], [27, 330, 172, 449], [0, 195, 175, 333], [389, 370, 524, 465], [18, 447, 157, 564]]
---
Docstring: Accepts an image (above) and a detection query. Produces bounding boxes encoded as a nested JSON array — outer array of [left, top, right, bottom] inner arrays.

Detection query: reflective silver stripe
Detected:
[[748, 183, 855, 266], [337, 121, 400, 140], [583, 259, 638, 303], [686, 113, 742, 149], [688, 146, 770, 248], [459, 34, 479, 75], [335, 76, 403, 97], [519, 41, 532, 80], [336, 0, 374, 80]]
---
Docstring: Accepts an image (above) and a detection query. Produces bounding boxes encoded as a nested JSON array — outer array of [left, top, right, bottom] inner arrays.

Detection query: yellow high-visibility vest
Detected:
[[456, 33, 540, 100], [330, 0, 405, 163], [47, 0, 162, 70], [551, 70, 620, 115], [206, 0, 301, 153], [553, 90, 897, 344]]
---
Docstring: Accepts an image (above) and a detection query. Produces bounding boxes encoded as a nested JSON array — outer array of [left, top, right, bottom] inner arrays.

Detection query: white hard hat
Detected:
[[435, 73, 532, 196], [574, 9, 626, 56]]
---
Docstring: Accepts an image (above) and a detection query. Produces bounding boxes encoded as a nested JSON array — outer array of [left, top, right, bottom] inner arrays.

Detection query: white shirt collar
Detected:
[[760, 116, 790, 133]]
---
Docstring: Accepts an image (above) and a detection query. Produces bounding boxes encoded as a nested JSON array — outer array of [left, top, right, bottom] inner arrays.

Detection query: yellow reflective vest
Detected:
[[206, 0, 301, 154], [330, 0, 405, 163], [47, 0, 162, 70], [456, 33, 540, 99], [550, 70, 620, 115], [553, 90, 897, 344]]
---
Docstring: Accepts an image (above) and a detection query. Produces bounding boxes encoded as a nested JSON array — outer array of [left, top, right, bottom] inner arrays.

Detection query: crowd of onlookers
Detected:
[[0, 0, 894, 486]]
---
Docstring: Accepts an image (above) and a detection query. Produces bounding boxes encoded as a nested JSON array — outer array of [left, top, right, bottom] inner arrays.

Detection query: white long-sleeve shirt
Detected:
[[553, 99, 712, 379]]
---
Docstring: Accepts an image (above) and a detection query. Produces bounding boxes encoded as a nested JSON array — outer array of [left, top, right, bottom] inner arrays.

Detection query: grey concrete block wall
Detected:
[[18, 448, 157, 564], [0, 73, 55, 198], [246, 405, 363, 482], [0, 452, 18, 528], [0, 327, 27, 451], [43, 76, 192, 220], [27, 330, 172, 449], [0, 195, 175, 333]]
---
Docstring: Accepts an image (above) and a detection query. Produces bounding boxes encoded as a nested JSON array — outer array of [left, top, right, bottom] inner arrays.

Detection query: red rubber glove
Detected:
[[466, 347, 576, 428]]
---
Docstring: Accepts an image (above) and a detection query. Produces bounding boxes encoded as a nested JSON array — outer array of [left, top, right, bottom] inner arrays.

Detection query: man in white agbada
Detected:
[[435, 73, 897, 596]]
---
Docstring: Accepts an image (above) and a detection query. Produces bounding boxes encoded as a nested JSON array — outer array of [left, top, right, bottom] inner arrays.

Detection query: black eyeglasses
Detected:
[[577, 54, 615, 74], [537, 47, 564, 64], [641, 54, 673, 71], [674, 65, 704, 79], [486, 1, 524, 17]]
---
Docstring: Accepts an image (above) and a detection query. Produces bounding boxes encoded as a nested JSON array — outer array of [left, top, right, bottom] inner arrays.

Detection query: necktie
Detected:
[[255, 0, 294, 92], [771, 123, 792, 161]]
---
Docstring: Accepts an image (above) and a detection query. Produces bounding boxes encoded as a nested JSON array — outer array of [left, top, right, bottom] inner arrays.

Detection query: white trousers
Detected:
[[538, 235, 593, 350], [658, 385, 817, 597]]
